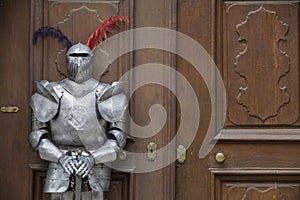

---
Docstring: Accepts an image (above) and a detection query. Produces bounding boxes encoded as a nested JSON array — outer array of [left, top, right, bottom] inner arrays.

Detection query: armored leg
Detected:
[[50, 191, 103, 200], [50, 192, 74, 200], [81, 191, 104, 200], [92, 191, 104, 200]]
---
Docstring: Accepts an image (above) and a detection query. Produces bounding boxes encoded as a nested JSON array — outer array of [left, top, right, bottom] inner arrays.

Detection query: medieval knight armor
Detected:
[[29, 43, 128, 198]]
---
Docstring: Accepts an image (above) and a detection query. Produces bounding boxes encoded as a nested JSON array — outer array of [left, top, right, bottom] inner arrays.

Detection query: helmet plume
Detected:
[[85, 15, 129, 50], [33, 26, 73, 49]]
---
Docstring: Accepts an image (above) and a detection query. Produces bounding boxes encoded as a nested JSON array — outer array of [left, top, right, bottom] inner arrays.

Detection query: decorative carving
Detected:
[[234, 6, 290, 123], [49, 0, 119, 3], [51, 3, 118, 79], [53, 5, 104, 77], [227, 183, 299, 200], [57, 5, 104, 29], [55, 48, 67, 78], [182, 0, 196, 12], [225, 1, 299, 13], [210, 169, 300, 200]]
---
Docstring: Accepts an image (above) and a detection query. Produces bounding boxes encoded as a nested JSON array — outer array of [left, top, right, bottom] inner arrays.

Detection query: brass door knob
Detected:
[[215, 152, 225, 163]]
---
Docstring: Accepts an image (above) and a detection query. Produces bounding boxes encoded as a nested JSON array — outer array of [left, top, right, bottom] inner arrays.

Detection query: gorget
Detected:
[[60, 78, 100, 98]]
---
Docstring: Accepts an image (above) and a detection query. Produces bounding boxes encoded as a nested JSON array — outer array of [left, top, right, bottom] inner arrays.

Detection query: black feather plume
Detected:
[[33, 26, 73, 49]]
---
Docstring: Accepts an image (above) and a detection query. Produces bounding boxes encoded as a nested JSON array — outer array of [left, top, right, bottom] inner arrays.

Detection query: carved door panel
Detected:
[[30, 1, 132, 199], [29, 0, 176, 200], [176, 1, 300, 199], [0, 0, 176, 199]]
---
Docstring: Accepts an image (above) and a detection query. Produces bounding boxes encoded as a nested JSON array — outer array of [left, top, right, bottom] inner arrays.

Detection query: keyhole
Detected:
[[147, 142, 157, 161]]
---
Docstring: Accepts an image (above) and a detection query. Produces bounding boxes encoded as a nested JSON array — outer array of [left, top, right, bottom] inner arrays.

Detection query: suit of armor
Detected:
[[29, 43, 128, 199]]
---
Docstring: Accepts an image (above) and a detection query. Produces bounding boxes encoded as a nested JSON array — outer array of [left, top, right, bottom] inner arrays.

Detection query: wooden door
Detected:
[[29, 0, 179, 199], [1, 0, 176, 199], [176, 0, 300, 199], [0, 1, 32, 199], [1, 0, 300, 200], [29, 0, 132, 199]]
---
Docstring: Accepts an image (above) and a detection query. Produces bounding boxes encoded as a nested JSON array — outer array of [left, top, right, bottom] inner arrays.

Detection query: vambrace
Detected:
[[38, 138, 63, 163], [107, 129, 127, 149], [29, 114, 50, 150], [29, 129, 49, 150], [91, 139, 119, 164]]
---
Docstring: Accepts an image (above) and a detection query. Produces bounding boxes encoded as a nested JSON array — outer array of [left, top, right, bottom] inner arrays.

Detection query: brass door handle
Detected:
[[215, 152, 226, 163], [1, 106, 19, 113], [177, 145, 186, 164], [147, 142, 157, 161], [147, 143, 187, 163]]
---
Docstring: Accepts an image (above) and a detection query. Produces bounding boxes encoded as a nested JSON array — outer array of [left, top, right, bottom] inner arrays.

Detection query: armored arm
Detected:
[[29, 90, 78, 174], [29, 115, 63, 163], [91, 107, 128, 164], [93, 82, 128, 164], [91, 132, 127, 165], [28, 80, 64, 163], [29, 120, 77, 175]]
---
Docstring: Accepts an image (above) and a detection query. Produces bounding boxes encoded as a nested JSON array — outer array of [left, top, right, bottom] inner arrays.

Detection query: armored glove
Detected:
[[58, 154, 77, 175], [75, 154, 95, 178]]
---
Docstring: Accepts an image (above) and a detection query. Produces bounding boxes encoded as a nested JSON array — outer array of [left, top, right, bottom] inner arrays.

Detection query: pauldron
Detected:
[[96, 81, 128, 124], [30, 80, 63, 122], [31, 80, 128, 126]]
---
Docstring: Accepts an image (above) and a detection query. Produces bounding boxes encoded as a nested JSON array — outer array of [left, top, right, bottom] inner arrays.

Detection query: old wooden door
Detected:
[[175, 0, 300, 199], [0, 1, 32, 199], [1, 0, 176, 199], [1, 0, 300, 200]]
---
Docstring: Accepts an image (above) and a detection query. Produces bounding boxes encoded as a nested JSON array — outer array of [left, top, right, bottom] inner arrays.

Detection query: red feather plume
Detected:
[[86, 15, 129, 50]]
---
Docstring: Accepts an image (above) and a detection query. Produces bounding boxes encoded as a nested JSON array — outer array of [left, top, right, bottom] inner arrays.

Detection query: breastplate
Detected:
[[50, 83, 107, 149]]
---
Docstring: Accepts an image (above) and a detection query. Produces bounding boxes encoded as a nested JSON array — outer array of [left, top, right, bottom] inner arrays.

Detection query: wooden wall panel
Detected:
[[209, 143, 300, 169], [211, 169, 300, 200], [42, 1, 124, 83], [105, 173, 130, 200], [31, 166, 129, 200], [224, 183, 300, 200], [32, 169, 50, 200], [221, 1, 299, 126]]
